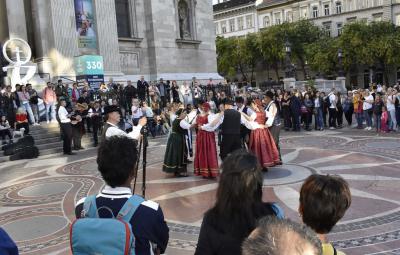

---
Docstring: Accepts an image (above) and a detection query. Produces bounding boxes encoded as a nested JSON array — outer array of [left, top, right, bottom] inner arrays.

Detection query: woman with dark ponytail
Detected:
[[195, 150, 283, 255]]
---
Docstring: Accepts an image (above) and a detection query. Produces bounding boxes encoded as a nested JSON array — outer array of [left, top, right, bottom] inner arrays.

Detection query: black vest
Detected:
[[101, 123, 114, 142], [221, 109, 241, 135]]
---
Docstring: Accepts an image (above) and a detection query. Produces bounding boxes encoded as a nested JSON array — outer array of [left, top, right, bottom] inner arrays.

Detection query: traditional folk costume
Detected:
[[201, 99, 255, 160], [163, 109, 193, 177], [265, 93, 282, 162], [194, 103, 219, 178], [247, 100, 281, 168]]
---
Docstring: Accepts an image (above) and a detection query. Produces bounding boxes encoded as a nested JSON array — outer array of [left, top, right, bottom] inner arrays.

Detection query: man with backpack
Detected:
[[72, 136, 169, 254]]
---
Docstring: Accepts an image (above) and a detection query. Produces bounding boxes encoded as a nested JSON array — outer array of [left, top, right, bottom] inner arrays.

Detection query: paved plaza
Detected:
[[0, 129, 400, 255]]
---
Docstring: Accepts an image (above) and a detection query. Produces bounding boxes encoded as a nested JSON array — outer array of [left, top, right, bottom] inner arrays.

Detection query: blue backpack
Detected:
[[70, 194, 144, 255]]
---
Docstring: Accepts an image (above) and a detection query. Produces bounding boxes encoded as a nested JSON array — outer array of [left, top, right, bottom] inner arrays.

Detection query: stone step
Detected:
[[0, 135, 96, 162]]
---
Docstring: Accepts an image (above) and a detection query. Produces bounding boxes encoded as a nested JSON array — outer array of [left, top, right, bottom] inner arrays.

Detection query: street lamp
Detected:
[[285, 40, 293, 78], [338, 48, 345, 77]]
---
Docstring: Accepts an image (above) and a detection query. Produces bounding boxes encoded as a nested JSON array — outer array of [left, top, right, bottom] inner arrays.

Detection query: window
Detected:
[[246, 15, 253, 28], [229, 19, 235, 32], [324, 4, 330, 16], [286, 11, 293, 22], [275, 14, 281, 25], [337, 23, 343, 36], [323, 23, 331, 36], [221, 21, 227, 33], [263, 16, 270, 27], [373, 14, 382, 21], [115, 0, 132, 38], [312, 6, 319, 18], [336, 1, 342, 14], [215, 22, 219, 34], [396, 14, 400, 26], [238, 17, 244, 30], [301, 7, 308, 18]]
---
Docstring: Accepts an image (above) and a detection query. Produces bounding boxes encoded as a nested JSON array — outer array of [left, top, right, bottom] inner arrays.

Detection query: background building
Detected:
[[214, 0, 400, 87], [0, 0, 221, 86], [214, 0, 258, 38]]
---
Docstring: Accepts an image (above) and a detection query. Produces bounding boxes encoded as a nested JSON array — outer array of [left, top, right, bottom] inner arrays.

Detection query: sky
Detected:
[[212, 0, 218, 4]]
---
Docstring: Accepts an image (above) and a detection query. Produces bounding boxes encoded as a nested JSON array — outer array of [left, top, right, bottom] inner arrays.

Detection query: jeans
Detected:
[[315, 107, 324, 129], [375, 114, 382, 131], [356, 112, 363, 128], [364, 109, 373, 127], [45, 102, 56, 122], [21, 102, 35, 124], [30, 103, 39, 123], [388, 109, 397, 131]]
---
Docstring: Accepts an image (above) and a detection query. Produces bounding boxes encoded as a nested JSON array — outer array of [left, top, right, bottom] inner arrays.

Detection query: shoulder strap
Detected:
[[117, 195, 145, 222], [270, 202, 284, 219], [83, 195, 99, 218], [333, 245, 337, 255]]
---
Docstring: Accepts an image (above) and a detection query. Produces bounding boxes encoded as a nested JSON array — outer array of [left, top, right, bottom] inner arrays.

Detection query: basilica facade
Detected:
[[0, 0, 220, 84]]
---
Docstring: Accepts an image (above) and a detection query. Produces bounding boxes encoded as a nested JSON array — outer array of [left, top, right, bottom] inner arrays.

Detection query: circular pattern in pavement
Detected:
[[263, 164, 314, 186]]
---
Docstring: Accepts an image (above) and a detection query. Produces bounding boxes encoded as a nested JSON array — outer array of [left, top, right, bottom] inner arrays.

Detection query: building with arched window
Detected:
[[0, 0, 221, 84]]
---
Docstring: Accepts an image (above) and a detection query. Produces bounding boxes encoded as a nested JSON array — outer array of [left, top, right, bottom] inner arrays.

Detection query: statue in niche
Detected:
[[178, 0, 191, 39]]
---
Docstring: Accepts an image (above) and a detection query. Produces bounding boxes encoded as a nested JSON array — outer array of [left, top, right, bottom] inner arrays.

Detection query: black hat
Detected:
[[235, 96, 244, 104], [265, 91, 275, 99], [104, 105, 120, 115]]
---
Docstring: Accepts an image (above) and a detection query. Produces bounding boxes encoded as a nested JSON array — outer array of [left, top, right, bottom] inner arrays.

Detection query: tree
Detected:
[[258, 25, 286, 80], [305, 34, 338, 77], [287, 20, 322, 79]]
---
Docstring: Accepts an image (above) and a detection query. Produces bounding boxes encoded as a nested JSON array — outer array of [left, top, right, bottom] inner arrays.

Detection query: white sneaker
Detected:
[[33, 123, 40, 126], [367, 127, 372, 131], [329, 127, 335, 130], [47, 120, 50, 124], [364, 127, 369, 130]]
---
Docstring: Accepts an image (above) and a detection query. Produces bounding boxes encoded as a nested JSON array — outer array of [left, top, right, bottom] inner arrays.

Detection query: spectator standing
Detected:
[[17, 85, 37, 125], [137, 76, 149, 103], [27, 84, 40, 125], [386, 88, 398, 131], [88, 101, 102, 147], [373, 94, 384, 132], [343, 91, 354, 127], [314, 91, 324, 131], [363, 90, 374, 130], [290, 91, 301, 131], [353, 91, 363, 129], [327, 88, 337, 130], [157, 78, 167, 108], [124, 80, 137, 116], [42, 82, 57, 123], [71, 83, 80, 107]]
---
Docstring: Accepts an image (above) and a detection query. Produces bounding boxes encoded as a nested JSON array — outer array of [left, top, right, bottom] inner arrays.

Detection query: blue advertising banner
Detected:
[[74, 0, 97, 49]]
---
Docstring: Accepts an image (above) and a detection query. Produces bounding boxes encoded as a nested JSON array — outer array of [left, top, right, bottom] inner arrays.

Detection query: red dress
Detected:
[[249, 111, 281, 168], [194, 114, 219, 178]]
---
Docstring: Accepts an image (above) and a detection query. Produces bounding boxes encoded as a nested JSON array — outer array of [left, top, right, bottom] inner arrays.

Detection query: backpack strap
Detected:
[[270, 202, 284, 219], [117, 195, 145, 222], [83, 195, 99, 218]]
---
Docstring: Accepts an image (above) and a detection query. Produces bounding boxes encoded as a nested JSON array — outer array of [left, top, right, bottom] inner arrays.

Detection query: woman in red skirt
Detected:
[[241, 99, 281, 170], [194, 103, 219, 178]]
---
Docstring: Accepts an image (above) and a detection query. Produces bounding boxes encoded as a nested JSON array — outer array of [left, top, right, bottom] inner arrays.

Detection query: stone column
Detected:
[[93, 0, 123, 77], [6, 0, 28, 41]]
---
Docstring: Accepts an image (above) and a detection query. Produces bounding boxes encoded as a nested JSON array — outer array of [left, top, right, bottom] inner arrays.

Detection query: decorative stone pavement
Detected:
[[0, 129, 400, 254]]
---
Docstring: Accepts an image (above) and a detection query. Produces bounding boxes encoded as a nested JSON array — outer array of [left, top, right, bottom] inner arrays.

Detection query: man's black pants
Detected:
[[220, 134, 242, 160], [60, 122, 72, 154]]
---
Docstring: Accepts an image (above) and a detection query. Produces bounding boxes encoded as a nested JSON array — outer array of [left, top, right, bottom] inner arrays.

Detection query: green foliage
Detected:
[[216, 20, 400, 83]]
